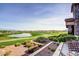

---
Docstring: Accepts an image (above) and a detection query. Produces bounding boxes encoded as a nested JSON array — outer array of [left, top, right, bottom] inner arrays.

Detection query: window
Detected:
[[75, 8, 79, 18]]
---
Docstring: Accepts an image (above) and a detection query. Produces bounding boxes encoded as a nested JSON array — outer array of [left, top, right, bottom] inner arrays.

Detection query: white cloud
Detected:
[[25, 17, 66, 30], [1, 17, 67, 30], [34, 17, 65, 25]]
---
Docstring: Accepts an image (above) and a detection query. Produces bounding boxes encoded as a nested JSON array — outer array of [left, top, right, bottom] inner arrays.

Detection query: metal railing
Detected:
[[29, 41, 53, 56], [53, 42, 64, 56]]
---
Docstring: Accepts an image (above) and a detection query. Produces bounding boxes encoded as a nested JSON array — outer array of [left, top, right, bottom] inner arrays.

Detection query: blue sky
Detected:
[[0, 3, 73, 30]]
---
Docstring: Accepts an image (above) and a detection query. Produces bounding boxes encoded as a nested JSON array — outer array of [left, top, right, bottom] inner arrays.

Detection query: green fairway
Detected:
[[0, 34, 53, 46], [0, 31, 67, 47]]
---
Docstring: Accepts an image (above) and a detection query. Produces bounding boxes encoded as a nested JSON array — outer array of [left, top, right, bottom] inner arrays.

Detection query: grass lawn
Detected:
[[0, 31, 67, 47]]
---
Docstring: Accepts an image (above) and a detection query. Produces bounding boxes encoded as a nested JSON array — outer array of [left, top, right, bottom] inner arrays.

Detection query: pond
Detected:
[[8, 33, 32, 38]]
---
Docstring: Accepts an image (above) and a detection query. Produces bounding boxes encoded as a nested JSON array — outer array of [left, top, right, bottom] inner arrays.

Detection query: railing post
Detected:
[[53, 42, 64, 56]]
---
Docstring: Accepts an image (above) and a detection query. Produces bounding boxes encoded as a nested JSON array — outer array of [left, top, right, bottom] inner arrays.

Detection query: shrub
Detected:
[[48, 34, 77, 42], [77, 36, 79, 40], [23, 41, 33, 48], [51, 49, 55, 52], [58, 35, 77, 42], [28, 47, 37, 53], [0, 45, 5, 48], [22, 42, 26, 45], [15, 43, 21, 47], [48, 47, 55, 52], [35, 37, 50, 43], [58, 34, 68, 37], [48, 36, 58, 42], [38, 44, 43, 47], [65, 35, 76, 40], [22, 41, 43, 48]]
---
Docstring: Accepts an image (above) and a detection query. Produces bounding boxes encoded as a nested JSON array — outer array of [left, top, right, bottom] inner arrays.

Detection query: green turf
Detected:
[[0, 31, 67, 47]]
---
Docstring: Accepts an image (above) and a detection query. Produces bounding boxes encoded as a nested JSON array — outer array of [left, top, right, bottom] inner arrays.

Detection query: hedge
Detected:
[[48, 34, 77, 42]]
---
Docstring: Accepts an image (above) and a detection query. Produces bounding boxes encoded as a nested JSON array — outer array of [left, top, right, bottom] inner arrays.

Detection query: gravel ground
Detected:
[[0, 45, 28, 56], [0, 41, 58, 56], [35, 42, 58, 56]]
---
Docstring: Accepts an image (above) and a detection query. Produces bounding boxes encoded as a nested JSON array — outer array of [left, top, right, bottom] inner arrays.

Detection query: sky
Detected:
[[0, 3, 73, 30]]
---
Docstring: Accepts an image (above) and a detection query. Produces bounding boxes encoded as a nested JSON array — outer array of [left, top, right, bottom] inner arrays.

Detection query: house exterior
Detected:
[[65, 3, 79, 35]]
